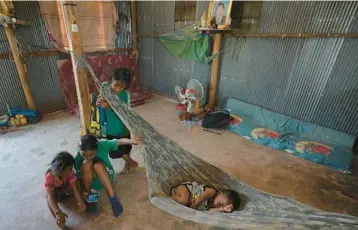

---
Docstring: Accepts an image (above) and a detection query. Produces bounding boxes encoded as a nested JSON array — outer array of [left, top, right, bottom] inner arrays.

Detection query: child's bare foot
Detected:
[[128, 160, 138, 172], [119, 162, 130, 174]]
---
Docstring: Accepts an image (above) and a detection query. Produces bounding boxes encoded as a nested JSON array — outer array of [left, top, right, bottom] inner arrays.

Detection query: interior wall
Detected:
[[137, 1, 210, 100], [137, 1, 358, 135]]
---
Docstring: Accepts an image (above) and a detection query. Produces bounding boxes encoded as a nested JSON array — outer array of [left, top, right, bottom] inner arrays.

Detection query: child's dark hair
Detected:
[[48, 151, 75, 175], [112, 68, 131, 87], [222, 189, 240, 210], [79, 134, 98, 152]]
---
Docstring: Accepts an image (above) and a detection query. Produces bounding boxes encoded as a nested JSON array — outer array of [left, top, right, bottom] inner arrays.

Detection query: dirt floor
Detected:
[[1, 94, 358, 230]]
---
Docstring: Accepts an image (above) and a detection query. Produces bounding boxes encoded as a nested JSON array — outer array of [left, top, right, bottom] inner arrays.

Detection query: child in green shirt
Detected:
[[74, 134, 141, 217], [97, 68, 138, 174]]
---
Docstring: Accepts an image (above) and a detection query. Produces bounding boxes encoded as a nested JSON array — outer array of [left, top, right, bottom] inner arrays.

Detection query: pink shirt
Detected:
[[44, 171, 77, 192]]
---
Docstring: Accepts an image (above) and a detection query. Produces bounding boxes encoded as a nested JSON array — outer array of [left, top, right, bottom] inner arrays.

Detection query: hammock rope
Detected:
[[76, 57, 358, 229]]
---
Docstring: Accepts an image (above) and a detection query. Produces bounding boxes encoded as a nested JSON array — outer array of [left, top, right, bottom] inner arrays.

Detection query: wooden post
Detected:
[[130, 0, 139, 90], [208, 33, 222, 108], [61, 0, 90, 136], [4, 25, 36, 110], [1, 0, 36, 110], [131, 0, 138, 53]]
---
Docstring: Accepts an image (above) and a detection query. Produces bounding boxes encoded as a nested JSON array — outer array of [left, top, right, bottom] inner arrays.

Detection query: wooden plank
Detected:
[[61, 0, 90, 136], [208, 33, 222, 109]]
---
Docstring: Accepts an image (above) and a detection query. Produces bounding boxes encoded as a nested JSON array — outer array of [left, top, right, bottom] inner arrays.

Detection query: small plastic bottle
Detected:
[[6, 103, 12, 117]]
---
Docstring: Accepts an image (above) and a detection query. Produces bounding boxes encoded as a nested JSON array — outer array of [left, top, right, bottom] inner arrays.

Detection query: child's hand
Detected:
[[189, 197, 201, 209], [77, 202, 87, 213], [55, 210, 68, 229], [96, 98, 109, 108], [222, 204, 234, 213], [131, 136, 142, 145]]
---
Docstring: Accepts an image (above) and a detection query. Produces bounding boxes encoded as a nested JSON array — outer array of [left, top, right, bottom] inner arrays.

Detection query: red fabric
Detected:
[[313, 145, 332, 155], [268, 131, 280, 139], [230, 117, 241, 125], [58, 55, 151, 115], [176, 104, 187, 111], [44, 171, 77, 192]]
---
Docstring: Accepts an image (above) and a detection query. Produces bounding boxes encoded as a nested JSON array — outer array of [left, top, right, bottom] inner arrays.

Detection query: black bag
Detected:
[[201, 110, 231, 129]]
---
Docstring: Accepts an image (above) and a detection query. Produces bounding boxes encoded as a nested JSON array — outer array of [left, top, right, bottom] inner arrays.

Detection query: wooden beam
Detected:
[[4, 26, 36, 110], [0, 48, 134, 60], [1, 0, 36, 110], [61, 0, 90, 136], [130, 0, 139, 90], [0, 0, 14, 16], [130, 1, 138, 53], [208, 33, 222, 109], [138, 32, 358, 38], [226, 32, 358, 38]]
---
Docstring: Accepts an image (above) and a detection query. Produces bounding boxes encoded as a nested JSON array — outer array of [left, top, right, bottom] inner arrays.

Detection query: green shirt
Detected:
[[74, 139, 118, 178], [106, 90, 130, 137]]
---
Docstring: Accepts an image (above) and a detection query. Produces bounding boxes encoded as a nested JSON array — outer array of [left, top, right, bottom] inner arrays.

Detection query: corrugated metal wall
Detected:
[[114, 1, 132, 48], [137, 1, 358, 135], [260, 1, 358, 33], [218, 37, 358, 135], [137, 1, 210, 99]]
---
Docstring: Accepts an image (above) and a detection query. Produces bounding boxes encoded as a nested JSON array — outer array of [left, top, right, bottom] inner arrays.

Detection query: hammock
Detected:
[[75, 57, 358, 229], [99, 83, 358, 229]]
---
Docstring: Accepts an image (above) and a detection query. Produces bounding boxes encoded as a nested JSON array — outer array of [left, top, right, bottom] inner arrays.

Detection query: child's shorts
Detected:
[[91, 170, 114, 191], [76, 159, 115, 191], [54, 185, 72, 202], [106, 135, 132, 159]]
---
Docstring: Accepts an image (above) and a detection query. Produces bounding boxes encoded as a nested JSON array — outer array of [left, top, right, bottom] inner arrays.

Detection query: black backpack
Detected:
[[201, 110, 231, 129]]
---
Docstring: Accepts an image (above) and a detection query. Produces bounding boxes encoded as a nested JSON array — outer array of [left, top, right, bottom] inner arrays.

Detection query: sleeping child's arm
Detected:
[[209, 204, 234, 213], [190, 187, 217, 209]]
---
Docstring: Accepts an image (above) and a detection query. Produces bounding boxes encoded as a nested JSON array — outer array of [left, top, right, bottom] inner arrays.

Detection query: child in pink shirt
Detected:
[[45, 151, 85, 229]]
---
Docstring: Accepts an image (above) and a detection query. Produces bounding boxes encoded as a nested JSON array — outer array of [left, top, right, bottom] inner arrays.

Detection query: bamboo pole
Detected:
[[4, 25, 36, 110], [61, 0, 90, 136], [208, 33, 222, 108]]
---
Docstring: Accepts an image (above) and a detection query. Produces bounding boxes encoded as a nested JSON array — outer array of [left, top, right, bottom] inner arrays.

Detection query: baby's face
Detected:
[[212, 193, 231, 209]]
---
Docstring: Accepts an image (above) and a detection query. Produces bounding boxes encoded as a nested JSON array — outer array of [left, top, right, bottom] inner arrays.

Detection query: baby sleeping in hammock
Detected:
[[171, 182, 240, 213]]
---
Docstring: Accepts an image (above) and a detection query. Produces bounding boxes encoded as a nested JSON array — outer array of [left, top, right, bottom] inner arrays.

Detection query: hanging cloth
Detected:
[[159, 25, 216, 63]]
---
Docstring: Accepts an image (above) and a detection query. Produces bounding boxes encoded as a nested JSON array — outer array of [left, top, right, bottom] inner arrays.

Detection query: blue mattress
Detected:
[[225, 98, 355, 173]]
